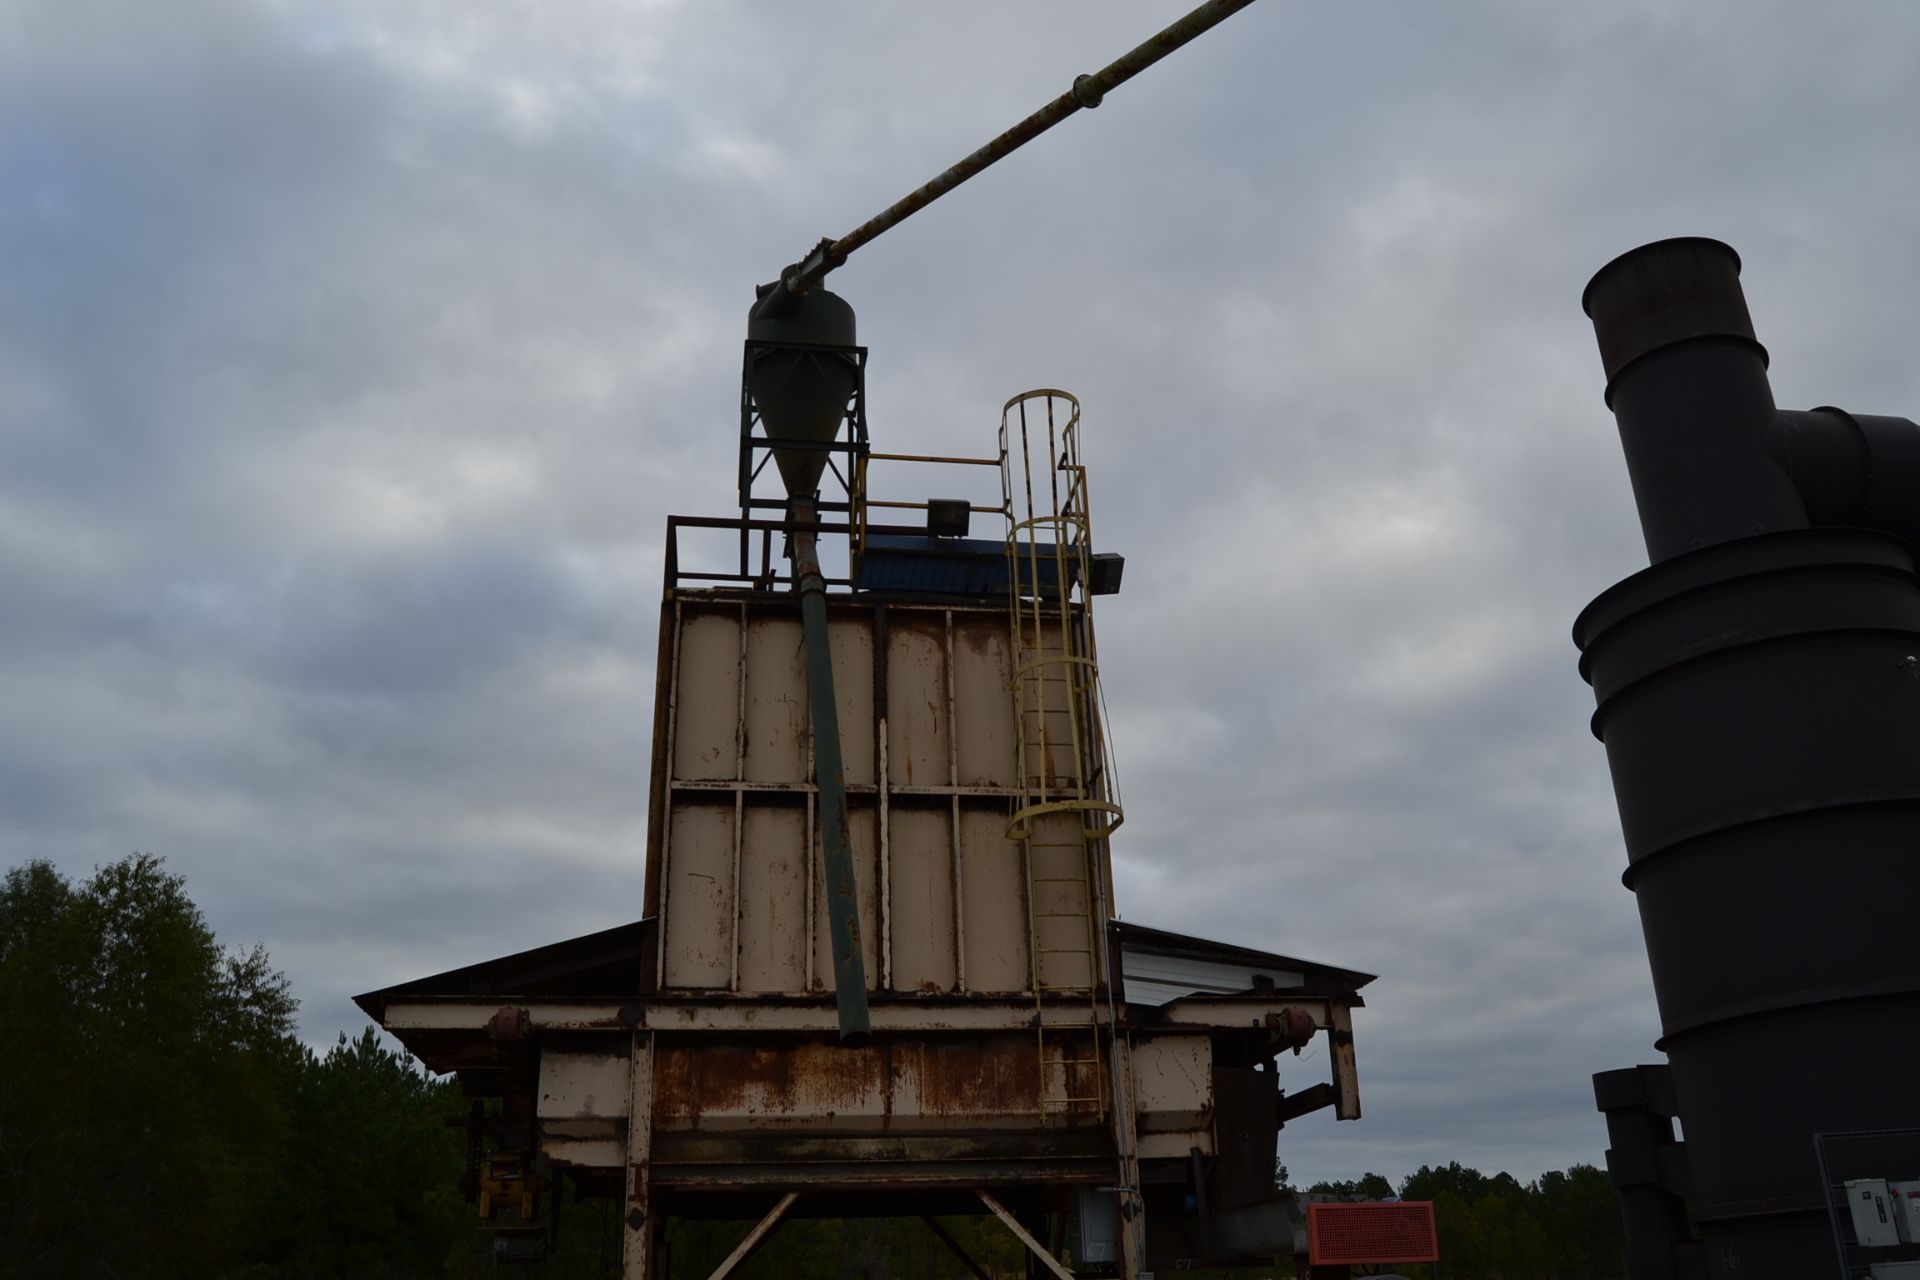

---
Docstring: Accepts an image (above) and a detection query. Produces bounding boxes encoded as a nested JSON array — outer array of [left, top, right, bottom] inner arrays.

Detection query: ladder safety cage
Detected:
[[999, 389, 1127, 1123]]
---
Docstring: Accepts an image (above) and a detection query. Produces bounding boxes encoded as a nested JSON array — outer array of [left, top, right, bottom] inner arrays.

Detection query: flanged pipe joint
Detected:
[[1576, 238, 1920, 1280]]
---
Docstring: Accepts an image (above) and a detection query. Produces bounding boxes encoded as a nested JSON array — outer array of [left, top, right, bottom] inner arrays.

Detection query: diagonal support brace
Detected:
[[921, 1215, 993, 1280], [978, 1189, 1076, 1280], [706, 1191, 800, 1280]]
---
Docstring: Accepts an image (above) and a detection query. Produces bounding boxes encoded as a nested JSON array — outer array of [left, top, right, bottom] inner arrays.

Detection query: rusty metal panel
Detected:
[[1015, 620, 1076, 787], [1130, 1034, 1212, 1133], [654, 595, 1114, 1002], [664, 803, 734, 987], [887, 1037, 1042, 1121], [1037, 1029, 1109, 1120], [737, 804, 808, 992], [959, 806, 1028, 991], [1029, 809, 1094, 991], [828, 610, 875, 786], [655, 1040, 889, 1131], [742, 614, 806, 783], [673, 608, 740, 781], [813, 805, 880, 991], [952, 616, 1017, 787], [888, 806, 957, 992], [653, 1034, 1049, 1133], [886, 616, 949, 787], [538, 1051, 631, 1118]]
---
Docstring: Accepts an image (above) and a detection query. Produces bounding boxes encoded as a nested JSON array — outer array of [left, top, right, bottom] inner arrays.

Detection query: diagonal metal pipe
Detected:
[[789, 498, 871, 1046], [770, 0, 1261, 299]]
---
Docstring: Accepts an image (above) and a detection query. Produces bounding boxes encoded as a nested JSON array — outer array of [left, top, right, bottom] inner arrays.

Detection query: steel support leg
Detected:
[[1108, 1032, 1146, 1277], [623, 1032, 656, 1280]]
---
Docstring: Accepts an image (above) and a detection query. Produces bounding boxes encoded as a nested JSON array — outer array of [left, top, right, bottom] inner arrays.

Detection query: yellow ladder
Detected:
[[1000, 390, 1124, 1122]]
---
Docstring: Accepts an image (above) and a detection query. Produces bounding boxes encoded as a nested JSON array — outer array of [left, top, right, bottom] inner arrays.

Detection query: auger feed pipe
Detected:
[[766, 0, 1260, 302]]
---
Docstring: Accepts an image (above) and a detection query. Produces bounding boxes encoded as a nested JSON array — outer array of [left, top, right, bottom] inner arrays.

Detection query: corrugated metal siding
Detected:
[[652, 596, 1105, 998]]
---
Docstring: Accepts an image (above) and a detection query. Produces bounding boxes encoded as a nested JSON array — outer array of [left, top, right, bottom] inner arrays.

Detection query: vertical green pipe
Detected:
[[790, 501, 871, 1046]]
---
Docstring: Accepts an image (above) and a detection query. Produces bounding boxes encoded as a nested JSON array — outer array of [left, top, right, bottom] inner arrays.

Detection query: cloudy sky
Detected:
[[6, 0, 1919, 1186]]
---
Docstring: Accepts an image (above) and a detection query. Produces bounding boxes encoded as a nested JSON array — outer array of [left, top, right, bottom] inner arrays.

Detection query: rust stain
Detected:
[[653, 1048, 696, 1120], [651, 1035, 1078, 1128], [657, 1041, 888, 1125], [917, 1037, 1040, 1117], [956, 623, 1001, 660]]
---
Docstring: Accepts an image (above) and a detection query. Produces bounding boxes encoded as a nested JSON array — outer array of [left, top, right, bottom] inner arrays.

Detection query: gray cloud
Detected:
[[5, 0, 1917, 1187]]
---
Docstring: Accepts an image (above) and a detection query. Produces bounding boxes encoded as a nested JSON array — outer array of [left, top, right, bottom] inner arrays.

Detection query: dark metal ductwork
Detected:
[[1576, 238, 1920, 1279], [1768, 406, 1920, 549], [1582, 238, 1809, 562]]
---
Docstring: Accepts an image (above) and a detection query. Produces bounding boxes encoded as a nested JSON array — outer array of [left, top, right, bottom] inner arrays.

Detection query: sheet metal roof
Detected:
[[354, 916, 1370, 1021]]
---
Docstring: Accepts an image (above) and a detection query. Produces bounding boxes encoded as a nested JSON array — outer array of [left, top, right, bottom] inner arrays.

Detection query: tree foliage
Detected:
[[1, 855, 1627, 1280], [1, 855, 299, 1278], [254, 1029, 480, 1279], [1398, 1160, 1623, 1280]]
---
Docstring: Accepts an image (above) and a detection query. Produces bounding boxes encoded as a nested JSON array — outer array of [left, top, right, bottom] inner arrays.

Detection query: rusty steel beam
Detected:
[[624, 1032, 656, 1280], [378, 992, 1359, 1040], [1129, 995, 1345, 1030], [653, 1160, 1114, 1192], [1275, 1081, 1335, 1126], [1329, 1002, 1362, 1121], [376, 996, 1109, 1035], [777, 0, 1260, 295]]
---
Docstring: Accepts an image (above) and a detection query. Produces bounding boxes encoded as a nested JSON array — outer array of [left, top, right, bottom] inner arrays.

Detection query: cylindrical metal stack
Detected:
[[1578, 238, 1920, 1279]]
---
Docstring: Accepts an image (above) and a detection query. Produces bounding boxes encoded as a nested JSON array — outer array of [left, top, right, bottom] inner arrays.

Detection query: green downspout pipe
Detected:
[[790, 498, 871, 1046]]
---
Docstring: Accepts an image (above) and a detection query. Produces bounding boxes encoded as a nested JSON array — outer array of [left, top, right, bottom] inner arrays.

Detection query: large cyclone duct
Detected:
[[1577, 238, 1920, 1280]]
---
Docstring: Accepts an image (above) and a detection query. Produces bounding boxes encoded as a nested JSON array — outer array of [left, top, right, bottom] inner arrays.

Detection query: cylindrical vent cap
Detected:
[[1583, 237, 1768, 405]]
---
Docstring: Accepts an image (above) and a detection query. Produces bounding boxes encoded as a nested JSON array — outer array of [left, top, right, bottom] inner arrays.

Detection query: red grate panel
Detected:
[[1308, 1201, 1440, 1266]]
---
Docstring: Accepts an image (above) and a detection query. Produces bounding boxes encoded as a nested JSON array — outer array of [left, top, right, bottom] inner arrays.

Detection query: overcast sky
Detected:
[[6, 0, 1919, 1187]]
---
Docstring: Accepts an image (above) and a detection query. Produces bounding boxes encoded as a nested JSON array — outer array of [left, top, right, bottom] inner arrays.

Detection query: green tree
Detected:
[[1307, 1171, 1395, 1199], [1401, 1161, 1493, 1205], [1390, 1161, 1625, 1280], [252, 1028, 481, 1279], [1536, 1164, 1624, 1280], [0, 854, 299, 1278]]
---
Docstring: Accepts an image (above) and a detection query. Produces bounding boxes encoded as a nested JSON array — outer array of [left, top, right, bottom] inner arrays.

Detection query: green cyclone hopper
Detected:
[[744, 283, 858, 502]]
